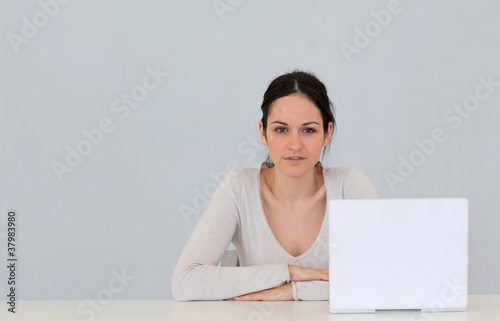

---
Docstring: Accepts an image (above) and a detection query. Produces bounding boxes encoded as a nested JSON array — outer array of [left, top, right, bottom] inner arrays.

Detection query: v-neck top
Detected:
[[172, 164, 378, 301]]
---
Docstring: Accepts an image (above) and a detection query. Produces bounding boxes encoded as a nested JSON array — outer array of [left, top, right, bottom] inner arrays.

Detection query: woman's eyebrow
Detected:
[[302, 121, 320, 126], [270, 121, 288, 126], [270, 120, 320, 126]]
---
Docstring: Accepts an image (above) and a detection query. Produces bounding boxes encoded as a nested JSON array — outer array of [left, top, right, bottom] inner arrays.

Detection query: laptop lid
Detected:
[[328, 198, 468, 313]]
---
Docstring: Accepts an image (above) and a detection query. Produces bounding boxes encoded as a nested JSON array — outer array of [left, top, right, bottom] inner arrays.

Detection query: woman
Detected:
[[172, 70, 378, 301]]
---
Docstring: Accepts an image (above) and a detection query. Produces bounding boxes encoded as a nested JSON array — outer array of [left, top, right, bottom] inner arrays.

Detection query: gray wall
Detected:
[[1, 0, 499, 302]]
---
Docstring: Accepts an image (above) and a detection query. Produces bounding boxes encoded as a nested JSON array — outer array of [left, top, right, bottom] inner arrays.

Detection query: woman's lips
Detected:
[[284, 156, 305, 163]]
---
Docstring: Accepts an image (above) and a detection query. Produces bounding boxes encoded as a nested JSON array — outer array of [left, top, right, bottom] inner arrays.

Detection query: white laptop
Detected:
[[328, 198, 468, 313]]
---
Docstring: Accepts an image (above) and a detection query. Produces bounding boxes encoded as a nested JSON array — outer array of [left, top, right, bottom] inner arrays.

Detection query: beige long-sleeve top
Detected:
[[172, 164, 378, 301]]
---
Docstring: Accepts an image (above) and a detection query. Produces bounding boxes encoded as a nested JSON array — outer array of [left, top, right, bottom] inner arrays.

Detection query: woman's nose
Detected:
[[288, 132, 302, 150]]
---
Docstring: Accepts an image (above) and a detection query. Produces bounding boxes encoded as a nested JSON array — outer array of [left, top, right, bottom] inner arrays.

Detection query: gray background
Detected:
[[1, 0, 499, 301]]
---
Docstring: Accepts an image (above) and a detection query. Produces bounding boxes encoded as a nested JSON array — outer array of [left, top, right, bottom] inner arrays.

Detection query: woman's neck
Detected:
[[264, 165, 324, 208]]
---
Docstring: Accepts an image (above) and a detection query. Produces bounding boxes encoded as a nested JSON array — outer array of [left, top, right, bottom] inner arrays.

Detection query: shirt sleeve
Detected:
[[171, 171, 291, 301], [292, 281, 329, 301]]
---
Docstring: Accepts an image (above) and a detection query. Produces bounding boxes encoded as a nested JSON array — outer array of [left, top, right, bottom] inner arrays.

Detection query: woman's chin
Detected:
[[276, 161, 315, 178]]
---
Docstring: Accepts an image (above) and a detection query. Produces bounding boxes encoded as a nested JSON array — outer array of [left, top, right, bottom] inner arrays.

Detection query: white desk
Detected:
[[1, 295, 499, 321]]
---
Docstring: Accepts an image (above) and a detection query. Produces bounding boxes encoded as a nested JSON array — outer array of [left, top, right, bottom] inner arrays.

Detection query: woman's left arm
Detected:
[[232, 280, 329, 301]]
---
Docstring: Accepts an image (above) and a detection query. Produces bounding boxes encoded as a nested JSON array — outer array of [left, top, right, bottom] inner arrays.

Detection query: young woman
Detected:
[[172, 71, 378, 301]]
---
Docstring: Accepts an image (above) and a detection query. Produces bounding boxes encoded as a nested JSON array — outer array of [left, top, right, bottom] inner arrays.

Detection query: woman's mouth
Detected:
[[285, 156, 305, 163]]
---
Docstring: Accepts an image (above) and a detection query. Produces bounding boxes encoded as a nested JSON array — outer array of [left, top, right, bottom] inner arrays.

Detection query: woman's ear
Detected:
[[323, 121, 334, 147], [259, 121, 268, 146]]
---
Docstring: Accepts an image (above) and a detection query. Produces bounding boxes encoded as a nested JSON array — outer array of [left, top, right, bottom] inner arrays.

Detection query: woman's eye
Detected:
[[304, 128, 316, 133], [275, 127, 287, 133]]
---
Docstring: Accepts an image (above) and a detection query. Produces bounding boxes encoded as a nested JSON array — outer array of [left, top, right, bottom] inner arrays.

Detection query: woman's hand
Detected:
[[288, 265, 329, 282], [228, 283, 293, 301], [224, 265, 328, 301]]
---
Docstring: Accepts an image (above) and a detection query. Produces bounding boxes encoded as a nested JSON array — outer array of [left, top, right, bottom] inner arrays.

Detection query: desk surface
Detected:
[[1, 295, 499, 321]]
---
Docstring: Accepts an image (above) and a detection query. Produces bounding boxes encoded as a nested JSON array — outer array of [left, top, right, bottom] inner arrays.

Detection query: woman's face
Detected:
[[259, 94, 333, 178]]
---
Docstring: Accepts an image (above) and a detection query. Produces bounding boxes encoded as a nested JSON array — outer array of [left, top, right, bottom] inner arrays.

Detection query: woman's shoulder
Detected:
[[225, 167, 259, 178], [322, 165, 378, 199], [322, 166, 368, 181], [217, 167, 259, 188]]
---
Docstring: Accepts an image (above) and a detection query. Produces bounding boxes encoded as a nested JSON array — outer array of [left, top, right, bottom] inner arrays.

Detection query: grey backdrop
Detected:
[[1, 0, 499, 302]]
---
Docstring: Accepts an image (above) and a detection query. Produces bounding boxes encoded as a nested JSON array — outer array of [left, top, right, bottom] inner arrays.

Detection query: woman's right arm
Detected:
[[171, 172, 292, 301]]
